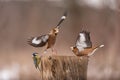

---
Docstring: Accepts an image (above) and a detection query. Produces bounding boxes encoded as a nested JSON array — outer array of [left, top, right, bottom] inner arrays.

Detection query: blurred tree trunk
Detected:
[[40, 56, 88, 80]]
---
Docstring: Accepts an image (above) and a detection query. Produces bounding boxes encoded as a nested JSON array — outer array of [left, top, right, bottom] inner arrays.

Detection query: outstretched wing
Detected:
[[28, 34, 49, 47], [75, 31, 92, 51], [56, 11, 67, 29]]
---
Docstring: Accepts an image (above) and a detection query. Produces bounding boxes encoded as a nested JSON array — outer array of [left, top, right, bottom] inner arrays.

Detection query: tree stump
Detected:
[[40, 56, 88, 80]]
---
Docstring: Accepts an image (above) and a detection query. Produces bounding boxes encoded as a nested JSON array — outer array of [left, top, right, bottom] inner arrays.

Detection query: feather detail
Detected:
[[75, 31, 92, 49], [56, 11, 67, 29], [28, 34, 49, 47]]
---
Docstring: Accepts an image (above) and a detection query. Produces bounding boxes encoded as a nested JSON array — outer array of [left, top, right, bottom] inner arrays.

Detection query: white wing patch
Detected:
[[76, 42, 87, 48], [79, 33, 86, 42], [61, 16, 66, 19], [32, 37, 41, 44], [76, 46, 84, 52], [100, 45, 104, 48], [42, 35, 49, 42], [76, 33, 87, 48]]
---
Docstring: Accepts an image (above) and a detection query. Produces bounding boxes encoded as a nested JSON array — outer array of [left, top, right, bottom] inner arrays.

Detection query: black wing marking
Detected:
[[28, 34, 49, 47], [83, 31, 92, 48], [56, 11, 67, 29]]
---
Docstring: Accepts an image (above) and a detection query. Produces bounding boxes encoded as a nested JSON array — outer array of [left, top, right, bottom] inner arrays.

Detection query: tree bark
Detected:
[[40, 56, 88, 80]]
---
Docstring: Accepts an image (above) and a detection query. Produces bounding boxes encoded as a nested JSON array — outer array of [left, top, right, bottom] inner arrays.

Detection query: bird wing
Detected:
[[33, 57, 38, 69], [83, 31, 92, 48], [28, 34, 49, 47], [75, 31, 92, 51], [75, 33, 87, 48], [56, 11, 67, 29], [37, 57, 41, 71]]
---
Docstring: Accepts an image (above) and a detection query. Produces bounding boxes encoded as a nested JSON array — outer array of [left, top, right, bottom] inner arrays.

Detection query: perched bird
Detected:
[[71, 31, 104, 56], [32, 53, 41, 71], [28, 12, 67, 53]]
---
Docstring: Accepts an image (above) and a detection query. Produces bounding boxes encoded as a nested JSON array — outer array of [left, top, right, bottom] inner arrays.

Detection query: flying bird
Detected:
[[71, 31, 104, 56], [28, 12, 67, 53], [32, 53, 41, 71]]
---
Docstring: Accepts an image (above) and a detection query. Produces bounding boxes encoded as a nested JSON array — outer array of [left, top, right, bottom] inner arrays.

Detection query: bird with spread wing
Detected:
[[28, 12, 67, 54], [71, 31, 104, 56]]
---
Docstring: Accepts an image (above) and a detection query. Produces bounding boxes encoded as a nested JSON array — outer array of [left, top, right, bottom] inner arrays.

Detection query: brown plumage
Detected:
[[28, 12, 67, 53], [45, 27, 59, 52], [71, 31, 104, 56]]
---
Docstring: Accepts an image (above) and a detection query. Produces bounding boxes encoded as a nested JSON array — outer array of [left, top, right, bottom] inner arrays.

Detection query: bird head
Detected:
[[70, 46, 74, 50], [49, 27, 59, 35], [32, 53, 38, 57], [70, 46, 79, 53]]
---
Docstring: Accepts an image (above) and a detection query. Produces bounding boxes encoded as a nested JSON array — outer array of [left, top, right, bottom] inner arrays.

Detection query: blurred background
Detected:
[[0, 0, 120, 80]]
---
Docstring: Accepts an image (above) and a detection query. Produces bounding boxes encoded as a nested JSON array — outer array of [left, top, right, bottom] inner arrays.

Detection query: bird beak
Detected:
[[70, 47, 74, 50]]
